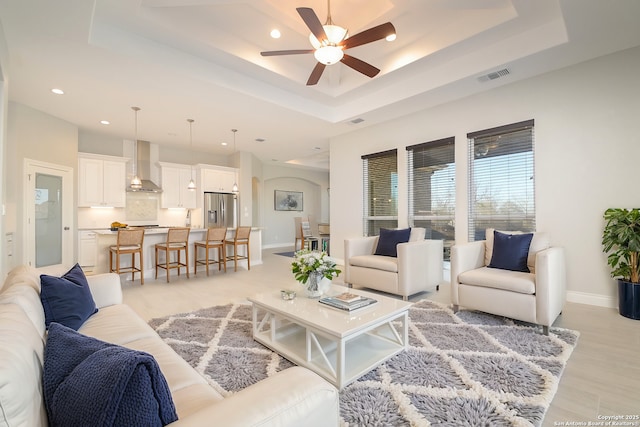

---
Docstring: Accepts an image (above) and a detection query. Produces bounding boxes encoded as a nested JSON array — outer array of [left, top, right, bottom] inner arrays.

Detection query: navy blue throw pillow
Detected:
[[488, 230, 534, 272], [374, 228, 411, 257], [43, 323, 178, 427], [40, 263, 98, 330]]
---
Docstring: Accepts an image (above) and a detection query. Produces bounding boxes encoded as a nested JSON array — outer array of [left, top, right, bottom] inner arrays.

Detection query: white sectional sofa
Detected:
[[0, 265, 339, 427]]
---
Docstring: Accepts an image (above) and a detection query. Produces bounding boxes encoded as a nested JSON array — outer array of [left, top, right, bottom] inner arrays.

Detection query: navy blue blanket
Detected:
[[43, 322, 178, 427]]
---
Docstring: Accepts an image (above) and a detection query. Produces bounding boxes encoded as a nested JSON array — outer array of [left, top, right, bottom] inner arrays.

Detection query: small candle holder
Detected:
[[281, 290, 296, 300]]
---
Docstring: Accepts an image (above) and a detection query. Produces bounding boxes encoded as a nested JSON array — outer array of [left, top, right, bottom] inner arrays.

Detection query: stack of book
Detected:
[[319, 292, 377, 312]]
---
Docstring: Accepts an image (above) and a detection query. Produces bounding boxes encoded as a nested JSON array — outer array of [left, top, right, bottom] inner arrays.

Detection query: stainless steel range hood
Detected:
[[127, 140, 162, 193]]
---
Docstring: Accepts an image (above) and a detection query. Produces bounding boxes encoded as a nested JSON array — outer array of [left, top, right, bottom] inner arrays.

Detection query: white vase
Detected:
[[303, 272, 330, 298]]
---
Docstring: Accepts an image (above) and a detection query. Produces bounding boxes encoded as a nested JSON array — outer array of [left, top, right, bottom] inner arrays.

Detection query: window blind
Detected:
[[362, 149, 398, 236], [407, 137, 455, 258], [468, 120, 535, 241]]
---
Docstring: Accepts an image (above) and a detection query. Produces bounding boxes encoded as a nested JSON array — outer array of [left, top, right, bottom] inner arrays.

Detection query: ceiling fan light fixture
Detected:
[[309, 24, 347, 48], [314, 45, 344, 65], [260, 4, 393, 85], [386, 33, 397, 42]]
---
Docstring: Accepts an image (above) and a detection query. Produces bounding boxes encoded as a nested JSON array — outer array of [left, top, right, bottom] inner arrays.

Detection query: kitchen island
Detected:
[[90, 227, 262, 279]]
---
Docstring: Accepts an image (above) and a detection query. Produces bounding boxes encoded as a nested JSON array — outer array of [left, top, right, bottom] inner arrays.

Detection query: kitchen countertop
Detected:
[[93, 227, 207, 235]]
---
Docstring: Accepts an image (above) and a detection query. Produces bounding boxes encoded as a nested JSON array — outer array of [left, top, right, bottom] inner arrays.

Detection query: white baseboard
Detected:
[[566, 290, 616, 308], [262, 243, 294, 250]]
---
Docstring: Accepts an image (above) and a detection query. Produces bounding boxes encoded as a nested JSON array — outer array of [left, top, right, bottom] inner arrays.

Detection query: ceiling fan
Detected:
[[260, 0, 396, 86]]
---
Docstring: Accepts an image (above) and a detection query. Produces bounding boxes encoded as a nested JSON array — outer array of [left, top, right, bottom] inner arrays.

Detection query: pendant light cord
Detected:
[[130, 106, 142, 189], [231, 129, 239, 193], [187, 119, 196, 190]]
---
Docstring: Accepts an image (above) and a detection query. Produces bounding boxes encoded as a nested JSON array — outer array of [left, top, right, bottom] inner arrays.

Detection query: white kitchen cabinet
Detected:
[[78, 231, 97, 270], [199, 166, 238, 193], [159, 163, 197, 209], [78, 154, 127, 207]]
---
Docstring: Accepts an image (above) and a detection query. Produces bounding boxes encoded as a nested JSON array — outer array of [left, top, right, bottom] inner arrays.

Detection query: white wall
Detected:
[[330, 46, 640, 308], [5, 103, 78, 268], [261, 164, 329, 248]]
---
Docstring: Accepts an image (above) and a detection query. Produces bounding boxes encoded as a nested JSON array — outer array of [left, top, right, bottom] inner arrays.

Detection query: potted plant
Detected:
[[602, 208, 640, 319], [291, 250, 341, 298]]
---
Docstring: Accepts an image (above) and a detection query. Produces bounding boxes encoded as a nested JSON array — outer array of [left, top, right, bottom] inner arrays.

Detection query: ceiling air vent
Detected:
[[350, 118, 365, 124], [478, 68, 510, 83]]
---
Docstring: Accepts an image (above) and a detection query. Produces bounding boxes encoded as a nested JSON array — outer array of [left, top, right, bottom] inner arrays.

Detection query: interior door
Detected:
[[25, 159, 74, 269]]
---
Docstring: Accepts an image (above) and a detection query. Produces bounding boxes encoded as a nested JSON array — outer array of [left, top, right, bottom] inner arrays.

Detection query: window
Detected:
[[468, 120, 535, 241], [362, 149, 398, 236], [407, 137, 455, 259]]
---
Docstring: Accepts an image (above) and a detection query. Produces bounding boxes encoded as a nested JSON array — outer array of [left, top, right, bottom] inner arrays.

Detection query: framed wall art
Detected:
[[274, 190, 303, 211]]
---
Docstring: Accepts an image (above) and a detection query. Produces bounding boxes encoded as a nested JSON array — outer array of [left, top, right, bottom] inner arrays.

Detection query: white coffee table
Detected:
[[248, 285, 412, 389]]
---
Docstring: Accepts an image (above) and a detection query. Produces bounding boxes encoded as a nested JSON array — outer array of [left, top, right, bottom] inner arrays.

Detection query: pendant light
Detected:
[[187, 119, 196, 191], [231, 128, 239, 193], [130, 107, 142, 190]]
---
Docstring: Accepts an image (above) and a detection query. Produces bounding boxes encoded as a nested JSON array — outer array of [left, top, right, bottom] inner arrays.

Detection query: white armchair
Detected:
[[344, 228, 443, 301], [450, 228, 566, 335]]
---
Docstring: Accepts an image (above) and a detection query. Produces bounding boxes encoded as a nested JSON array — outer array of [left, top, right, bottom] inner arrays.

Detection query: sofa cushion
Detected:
[[458, 266, 536, 294], [0, 283, 46, 337], [349, 254, 399, 273], [43, 322, 178, 427], [79, 304, 159, 347], [488, 230, 533, 272], [374, 228, 411, 257], [0, 303, 48, 427], [1, 265, 42, 294], [485, 228, 550, 273], [40, 263, 97, 330]]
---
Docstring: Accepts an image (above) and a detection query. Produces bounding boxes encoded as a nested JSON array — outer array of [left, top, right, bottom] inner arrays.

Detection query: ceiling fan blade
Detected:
[[297, 7, 327, 42], [306, 62, 326, 86], [261, 49, 314, 56], [341, 22, 396, 49], [341, 54, 380, 78]]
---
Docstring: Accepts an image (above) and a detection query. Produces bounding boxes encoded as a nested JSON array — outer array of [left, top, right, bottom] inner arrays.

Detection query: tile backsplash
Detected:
[[78, 192, 202, 229], [125, 193, 158, 221]]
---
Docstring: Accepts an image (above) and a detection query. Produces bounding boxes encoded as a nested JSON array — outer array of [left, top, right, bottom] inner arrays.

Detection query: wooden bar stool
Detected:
[[155, 227, 190, 282], [194, 227, 227, 276], [225, 226, 251, 272], [109, 228, 145, 285]]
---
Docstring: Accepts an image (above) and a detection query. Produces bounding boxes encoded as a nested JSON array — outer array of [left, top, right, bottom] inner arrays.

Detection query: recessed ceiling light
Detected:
[[270, 29, 281, 39], [51, 88, 64, 95], [386, 34, 396, 42], [221, 142, 228, 146], [100, 120, 110, 125]]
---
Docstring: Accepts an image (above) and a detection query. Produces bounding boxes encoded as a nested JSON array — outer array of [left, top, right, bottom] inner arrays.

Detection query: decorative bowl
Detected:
[[280, 290, 296, 300]]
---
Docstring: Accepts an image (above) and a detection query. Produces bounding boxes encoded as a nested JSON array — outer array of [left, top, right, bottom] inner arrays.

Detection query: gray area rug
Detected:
[[274, 251, 295, 257], [149, 300, 578, 426]]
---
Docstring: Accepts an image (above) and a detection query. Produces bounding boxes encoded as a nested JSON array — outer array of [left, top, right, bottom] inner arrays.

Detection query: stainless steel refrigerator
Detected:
[[204, 192, 237, 228]]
